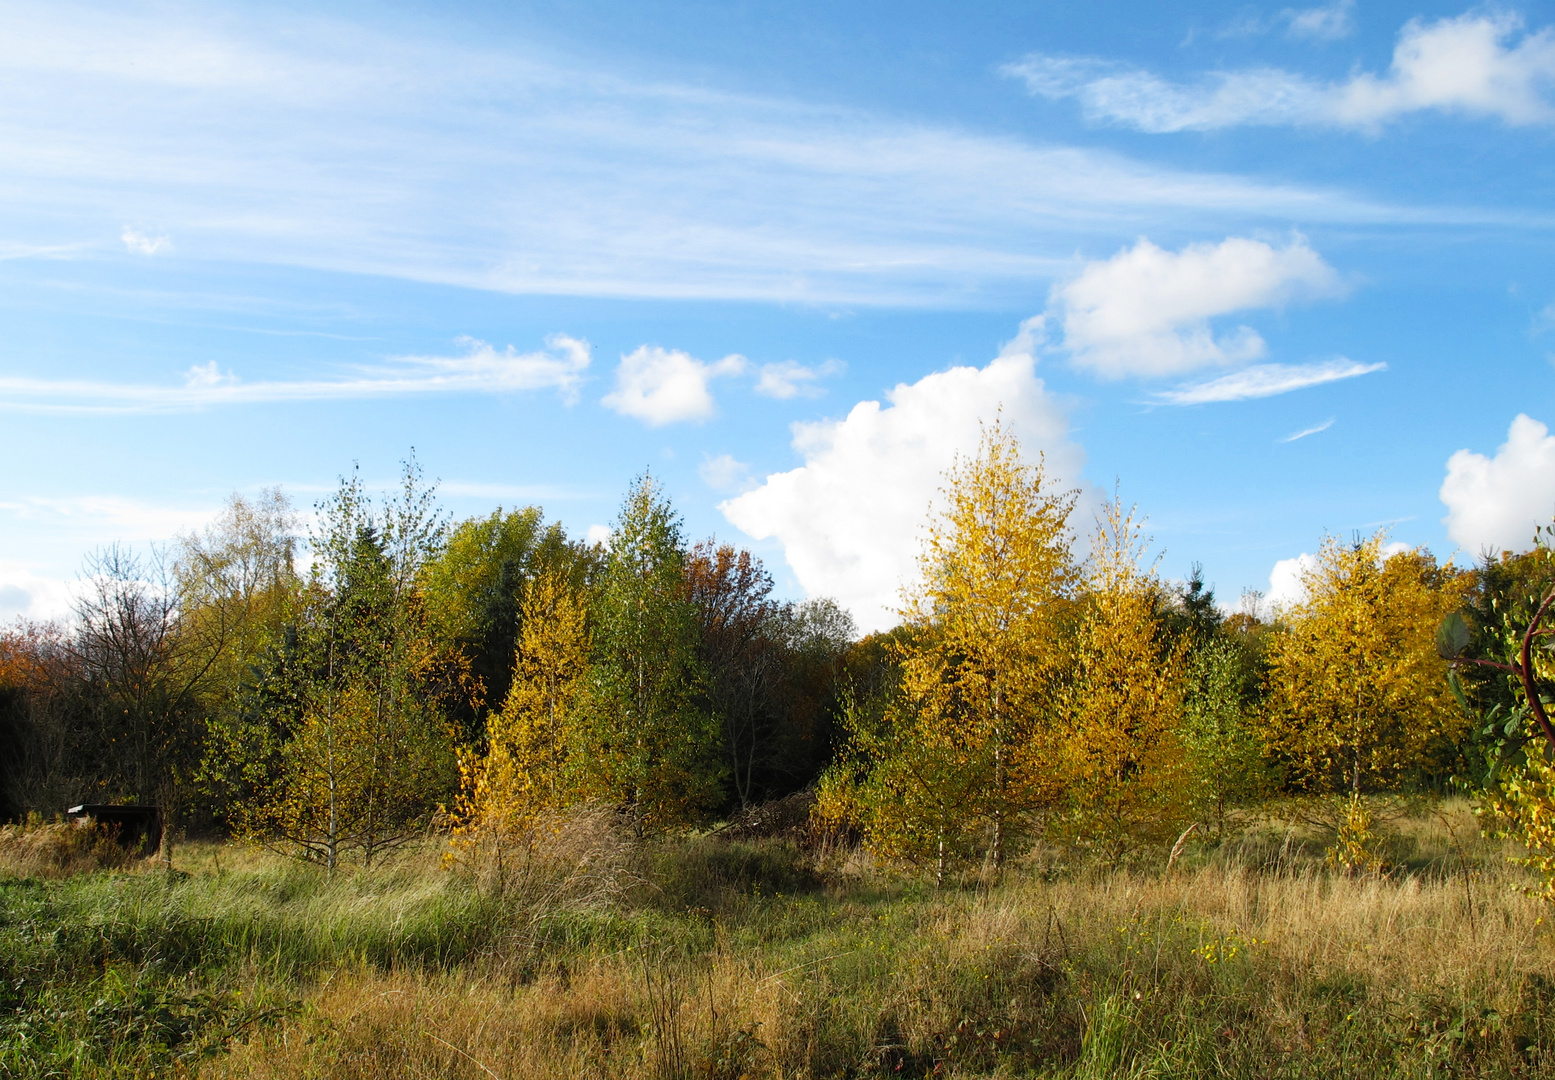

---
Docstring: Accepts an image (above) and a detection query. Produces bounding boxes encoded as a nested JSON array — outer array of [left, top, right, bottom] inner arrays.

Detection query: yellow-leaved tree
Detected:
[[1053, 498, 1192, 855], [1261, 532, 1468, 798], [454, 564, 591, 857], [818, 422, 1079, 881]]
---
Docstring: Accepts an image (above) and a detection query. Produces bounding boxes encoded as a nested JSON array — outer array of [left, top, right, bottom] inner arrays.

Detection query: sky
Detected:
[[1, 0, 1553, 633]]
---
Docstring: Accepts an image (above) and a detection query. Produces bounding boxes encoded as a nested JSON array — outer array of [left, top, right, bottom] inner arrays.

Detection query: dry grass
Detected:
[[195, 801, 1555, 1078], [0, 813, 139, 878], [7, 799, 1555, 1078]]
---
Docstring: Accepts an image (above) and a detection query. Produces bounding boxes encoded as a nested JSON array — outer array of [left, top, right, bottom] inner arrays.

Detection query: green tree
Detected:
[[244, 460, 461, 870], [420, 507, 580, 745], [575, 474, 720, 831], [176, 489, 301, 827]]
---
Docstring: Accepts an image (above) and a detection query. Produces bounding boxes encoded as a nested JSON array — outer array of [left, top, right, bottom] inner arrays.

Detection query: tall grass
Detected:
[[3, 800, 1554, 1077]]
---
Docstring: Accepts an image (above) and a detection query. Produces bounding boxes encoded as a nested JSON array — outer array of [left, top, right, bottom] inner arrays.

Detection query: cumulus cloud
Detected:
[[1051, 236, 1342, 378], [1004, 11, 1555, 132], [1156, 358, 1384, 405], [585, 524, 612, 547], [121, 227, 171, 255], [699, 453, 754, 492], [754, 359, 844, 400], [720, 317, 1087, 634], [1440, 414, 1555, 554], [0, 563, 73, 621], [601, 346, 747, 426], [1267, 552, 1318, 610], [0, 335, 591, 413]]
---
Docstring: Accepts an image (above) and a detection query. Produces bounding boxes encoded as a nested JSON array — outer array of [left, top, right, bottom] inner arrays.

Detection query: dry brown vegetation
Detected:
[[0, 814, 139, 878], [5, 800, 1555, 1078]]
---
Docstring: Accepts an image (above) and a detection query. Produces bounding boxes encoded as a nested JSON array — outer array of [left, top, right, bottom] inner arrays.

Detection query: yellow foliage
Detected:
[[831, 422, 1079, 877], [454, 566, 591, 853], [1052, 498, 1192, 854], [1483, 753, 1555, 903], [1261, 532, 1468, 795]]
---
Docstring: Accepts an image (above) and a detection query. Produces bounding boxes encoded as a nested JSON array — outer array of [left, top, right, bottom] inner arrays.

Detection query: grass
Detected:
[[2, 801, 1555, 1077]]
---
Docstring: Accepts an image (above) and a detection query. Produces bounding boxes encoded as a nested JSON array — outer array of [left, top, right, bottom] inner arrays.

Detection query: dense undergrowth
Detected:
[[3, 802, 1555, 1078]]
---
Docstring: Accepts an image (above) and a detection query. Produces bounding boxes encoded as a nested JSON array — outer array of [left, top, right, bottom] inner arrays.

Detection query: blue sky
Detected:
[[2, 0, 1553, 631]]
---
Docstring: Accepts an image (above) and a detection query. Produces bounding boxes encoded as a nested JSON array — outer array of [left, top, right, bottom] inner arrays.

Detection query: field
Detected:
[[3, 802, 1554, 1079]]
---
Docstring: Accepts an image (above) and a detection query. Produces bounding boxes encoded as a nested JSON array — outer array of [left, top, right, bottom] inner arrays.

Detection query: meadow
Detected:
[[2, 800, 1553, 1079]]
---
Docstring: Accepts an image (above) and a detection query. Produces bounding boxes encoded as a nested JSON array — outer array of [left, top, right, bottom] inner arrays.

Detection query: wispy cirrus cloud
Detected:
[[1281, 418, 1335, 442], [1004, 10, 1555, 132], [0, 2, 1523, 312], [754, 359, 845, 400], [1155, 359, 1384, 405], [0, 335, 590, 414]]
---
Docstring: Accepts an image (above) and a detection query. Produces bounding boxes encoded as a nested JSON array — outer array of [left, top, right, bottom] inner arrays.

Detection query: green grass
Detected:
[[2, 802, 1554, 1078]]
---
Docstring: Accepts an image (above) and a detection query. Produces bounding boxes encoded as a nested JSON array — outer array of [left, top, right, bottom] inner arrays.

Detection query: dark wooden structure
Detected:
[[65, 804, 162, 858]]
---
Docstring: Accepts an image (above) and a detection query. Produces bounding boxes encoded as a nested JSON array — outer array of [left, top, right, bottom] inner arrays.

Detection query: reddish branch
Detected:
[[1455, 587, 1555, 753]]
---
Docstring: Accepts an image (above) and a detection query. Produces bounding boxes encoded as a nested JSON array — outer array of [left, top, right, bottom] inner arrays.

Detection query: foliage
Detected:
[[1052, 498, 1192, 854], [821, 425, 1079, 879], [453, 564, 592, 861], [419, 507, 584, 745], [1261, 532, 1469, 796], [689, 543, 855, 810], [573, 474, 722, 831], [1179, 634, 1270, 827], [179, 489, 302, 829], [240, 461, 462, 870]]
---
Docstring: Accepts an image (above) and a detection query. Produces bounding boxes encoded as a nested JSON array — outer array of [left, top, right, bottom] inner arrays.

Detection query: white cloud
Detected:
[[601, 346, 746, 426], [754, 359, 844, 400], [121, 227, 171, 255], [1280, 418, 1335, 442], [1284, 0, 1355, 41], [1440, 414, 1555, 555], [1267, 552, 1318, 611], [1052, 236, 1342, 378], [1338, 13, 1555, 127], [699, 453, 754, 492], [720, 317, 1087, 634], [0, 335, 591, 413], [0, 563, 74, 621], [585, 524, 612, 547], [1156, 358, 1384, 405], [0, 494, 219, 541], [1004, 11, 1555, 132]]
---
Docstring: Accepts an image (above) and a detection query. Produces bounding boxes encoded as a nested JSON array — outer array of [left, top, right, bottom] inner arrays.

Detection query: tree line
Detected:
[[2, 431, 1552, 877]]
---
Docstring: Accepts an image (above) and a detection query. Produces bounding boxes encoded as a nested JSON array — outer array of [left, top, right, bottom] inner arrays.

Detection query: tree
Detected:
[[1261, 532, 1468, 796], [1179, 635, 1269, 829], [71, 544, 226, 866], [243, 460, 461, 870], [574, 475, 721, 831], [458, 564, 592, 840], [686, 541, 784, 810], [176, 489, 301, 827], [420, 507, 578, 745], [1053, 499, 1192, 854], [820, 424, 1079, 879], [0, 622, 84, 817]]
